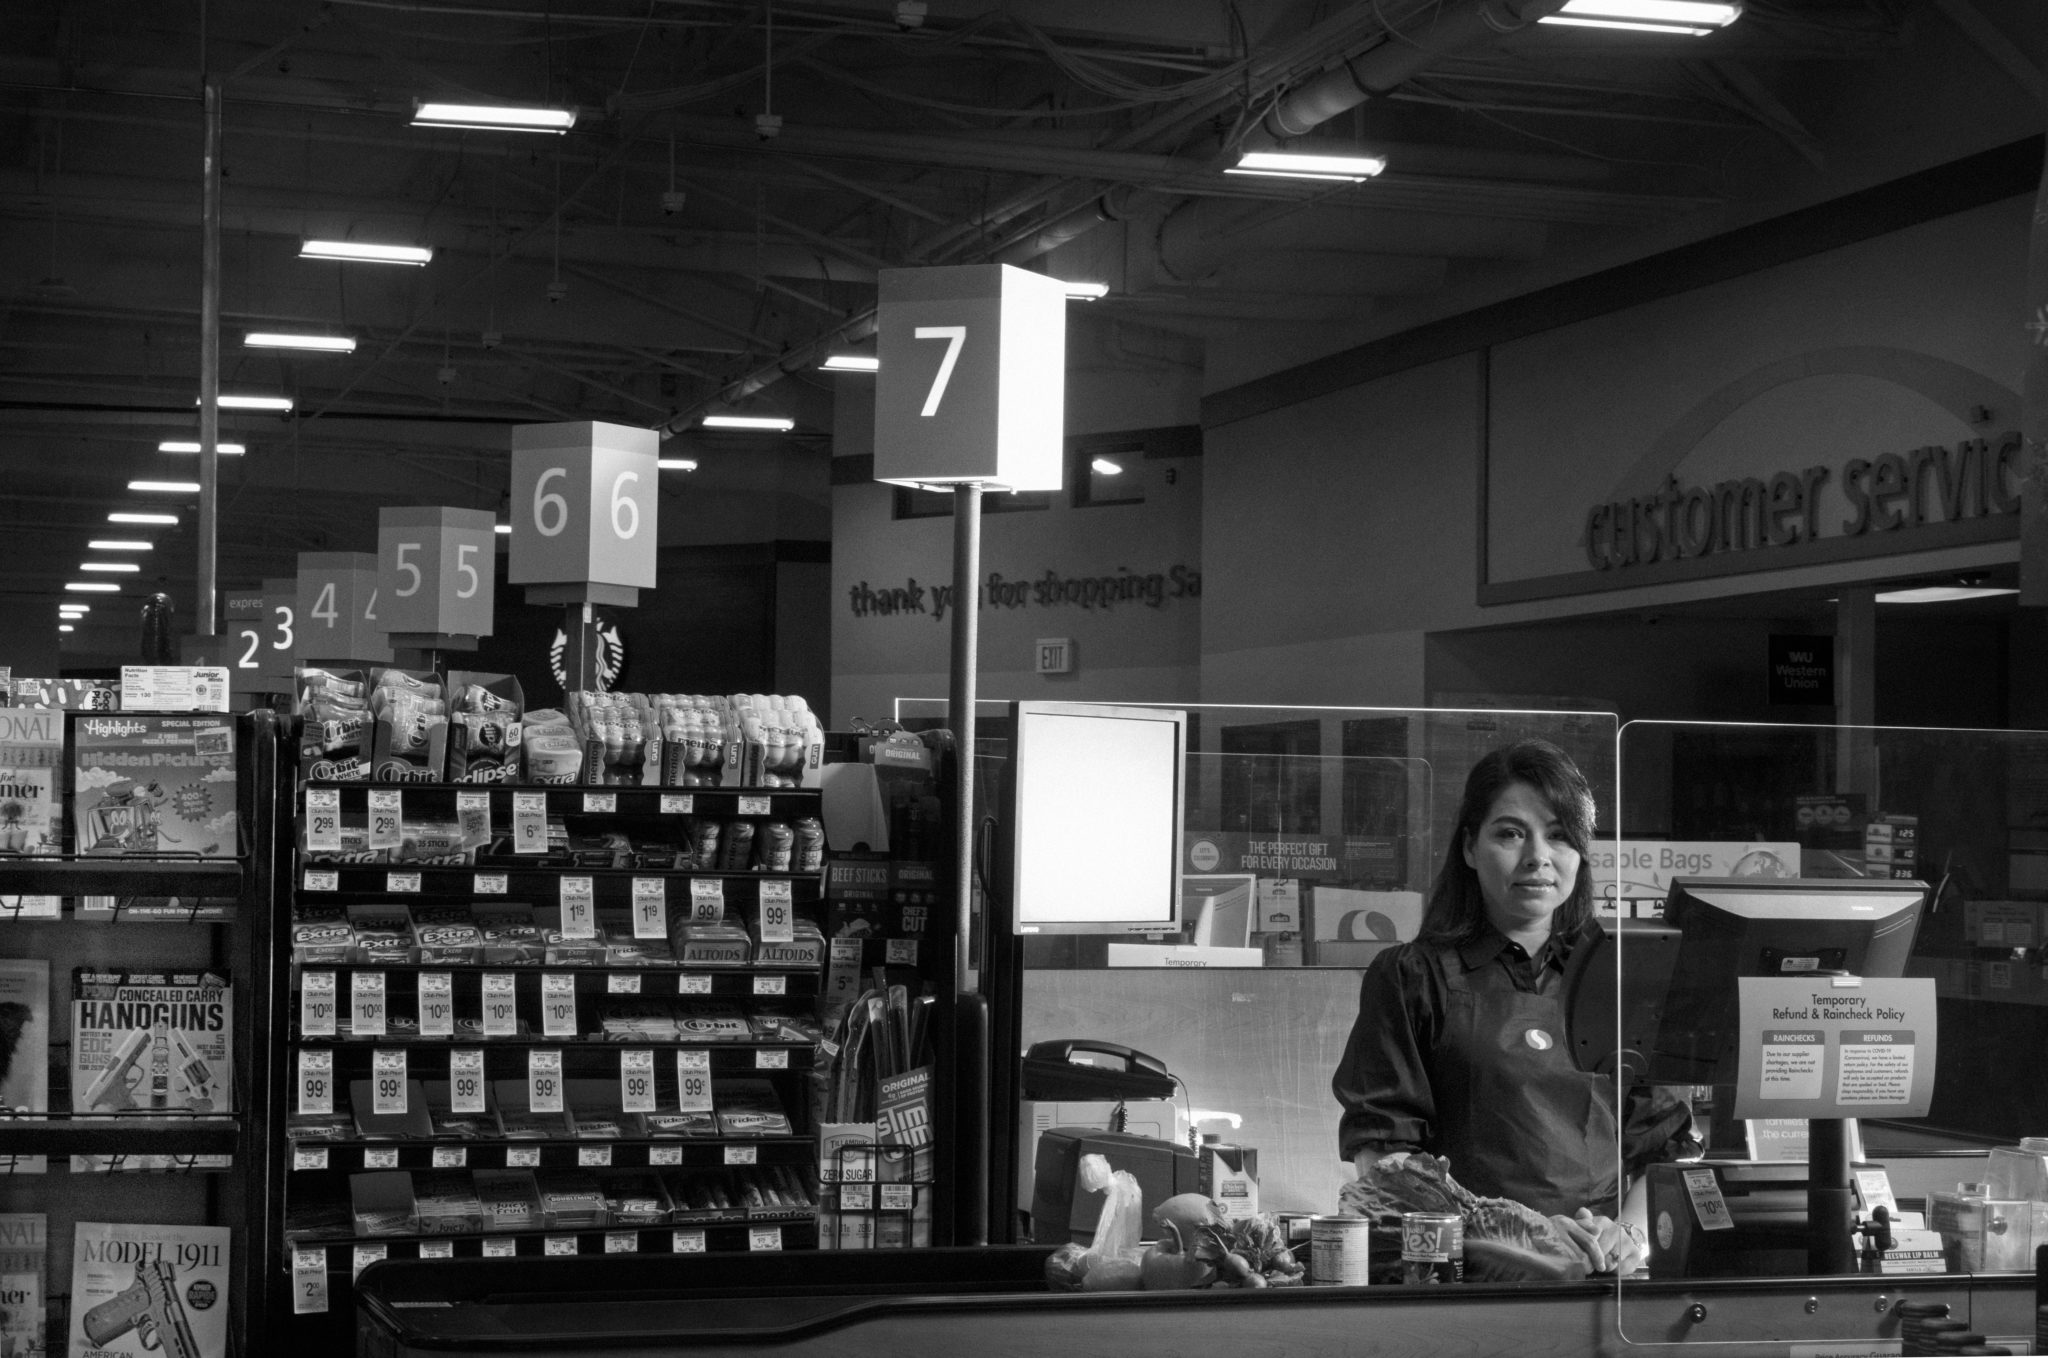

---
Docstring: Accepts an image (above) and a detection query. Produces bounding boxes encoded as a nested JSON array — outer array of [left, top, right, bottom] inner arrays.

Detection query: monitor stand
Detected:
[[1808, 1117, 1854, 1274]]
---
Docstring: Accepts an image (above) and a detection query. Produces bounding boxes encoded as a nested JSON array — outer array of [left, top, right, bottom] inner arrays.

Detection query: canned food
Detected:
[[1309, 1213, 1371, 1286], [1399, 1211, 1463, 1284]]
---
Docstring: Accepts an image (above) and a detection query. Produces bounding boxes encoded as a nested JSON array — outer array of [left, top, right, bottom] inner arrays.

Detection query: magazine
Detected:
[[70, 973, 232, 1115], [68, 1222, 227, 1358], [72, 716, 237, 858], [0, 711, 63, 920], [0, 1212, 47, 1358]]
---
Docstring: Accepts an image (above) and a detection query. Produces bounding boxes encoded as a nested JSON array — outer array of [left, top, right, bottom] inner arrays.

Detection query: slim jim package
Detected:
[[71, 971, 233, 1115], [73, 715, 238, 857]]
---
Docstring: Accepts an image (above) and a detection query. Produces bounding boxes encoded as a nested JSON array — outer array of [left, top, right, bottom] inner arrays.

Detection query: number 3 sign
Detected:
[[375, 506, 498, 645], [508, 421, 659, 606], [872, 264, 1068, 491]]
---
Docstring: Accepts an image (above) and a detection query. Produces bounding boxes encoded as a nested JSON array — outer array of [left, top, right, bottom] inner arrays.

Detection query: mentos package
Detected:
[[446, 672, 525, 784], [297, 667, 371, 781], [370, 668, 448, 782], [73, 714, 239, 856]]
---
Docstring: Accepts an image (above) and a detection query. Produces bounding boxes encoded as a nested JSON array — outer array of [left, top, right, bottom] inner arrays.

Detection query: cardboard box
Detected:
[[1199, 1142, 1260, 1221], [1016, 1098, 1181, 1208]]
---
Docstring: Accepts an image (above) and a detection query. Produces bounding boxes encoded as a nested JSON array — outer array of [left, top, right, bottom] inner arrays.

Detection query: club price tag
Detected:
[[432, 1146, 467, 1169], [293, 1147, 329, 1172], [723, 1144, 757, 1167], [481, 974, 517, 1038], [541, 973, 578, 1038], [303, 869, 338, 892], [649, 1146, 683, 1166], [387, 871, 422, 894], [755, 1048, 789, 1071], [506, 1146, 541, 1168], [676, 1050, 712, 1113], [631, 878, 667, 939], [474, 872, 508, 895], [417, 1239, 454, 1260], [738, 796, 772, 817], [298, 1049, 333, 1115], [560, 877, 596, 938], [607, 973, 641, 995], [529, 1049, 564, 1114], [302, 971, 337, 1038], [583, 792, 616, 815], [758, 879, 794, 944], [840, 1183, 875, 1211], [305, 788, 342, 853], [660, 794, 693, 815], [349, 971, 387, 1037], [513, 792, 548, 854], [364, 1146, 400, 1170], [748, 1227, 783, 1252], [483, 1238, 517, 1259], [578, 1145, 612, 1167], [671, 1230, 706, 1254], [824, 938, 863, 1008], [604, 1232, 637, 1254], [449, 1049, 485, 1114], [678, 974, 712, 996], [292, 1247, 329, 1315], [418, 972, 454, 1038], [885, 939, 919, 966], [620, 1049, 655, 1114], [372, 1049, 408, 1116], [368, 788, 403, 852], [690, 878, 725, 922], [1683, 1166, 1735, 1231], [751, 975, 787, 997], [351, 1244, 386, 1280], [545, 1235, 578, 1257], [456, 790, 492, 849]]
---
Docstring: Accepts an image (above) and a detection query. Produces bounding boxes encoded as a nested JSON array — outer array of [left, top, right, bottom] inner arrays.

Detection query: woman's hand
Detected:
[[1544, 1213, 1608, 1273], [1569, 1207, 1646, 1275]]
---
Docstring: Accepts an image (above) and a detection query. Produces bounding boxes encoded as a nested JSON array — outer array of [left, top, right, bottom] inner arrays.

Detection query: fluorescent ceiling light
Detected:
[[1228, 149, 1387, 182], [1090, 457, 1123, 476], [244, 332, 358, 352], [701, 415, 794, 432], [57, 625, 73, 634], [159, 441, 246, 455], [80, 562, 141, 573], [820, 354, 879, 372], [1060, 281, 1110, 300], [1539, 0, 1739, 33], [494, 522, 512, 535], [1875, 586, 2020, 604], [66, 582, 120, 593], [658, 458, 699, 471], [109, 512, 178, 525], [59, 608, 88, 617], [87, 541, 151, 551], [300, 239, 434, 266], [200, 394, 293, 411], [413, 101, 577, 133], [128, 480, 200, 493]]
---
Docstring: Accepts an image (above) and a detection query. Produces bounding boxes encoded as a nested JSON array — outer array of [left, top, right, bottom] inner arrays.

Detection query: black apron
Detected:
[[1430, 946, 1620, 1217]]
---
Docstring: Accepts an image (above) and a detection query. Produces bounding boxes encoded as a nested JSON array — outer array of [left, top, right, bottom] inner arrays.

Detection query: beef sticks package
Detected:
[[445, 672, 525, 784], [297, 667, 371, 782], [369, 668, 447, 783]]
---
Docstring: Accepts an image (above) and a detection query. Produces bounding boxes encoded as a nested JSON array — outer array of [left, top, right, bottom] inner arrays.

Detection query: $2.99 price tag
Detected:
[[675, 1049, 712, 1113], [449, 1050, 485, 1115], [758, 879, 794, 944], [620, 1049, 655, 1114], [367, 788, 403, 852], [372, 1048, 408, 1116], [305, 788, 341, 854], [481, 973, 517, 1038], [541, 973, 578, 1038], [513, 792, 548, 854], [298, 1049, 333, 1115], [301, 970, 337, 1038], [529, 1049, 564, 1114], [417, 972, 454, 1038]]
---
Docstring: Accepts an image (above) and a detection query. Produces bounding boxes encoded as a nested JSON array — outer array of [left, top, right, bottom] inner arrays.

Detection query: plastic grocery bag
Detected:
[[1079, 1153, 1145, 1265]]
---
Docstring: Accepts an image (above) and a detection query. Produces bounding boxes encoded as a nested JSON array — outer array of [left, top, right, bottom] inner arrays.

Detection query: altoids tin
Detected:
[[1399, 1211, 1464, 1284], [1309, 1213, 1371, 1286]]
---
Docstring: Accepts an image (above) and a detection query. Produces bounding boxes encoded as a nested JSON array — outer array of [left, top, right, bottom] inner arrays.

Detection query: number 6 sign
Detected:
[[375, 506, 498, 645], [508, 421, 659, 606], [872, 264, 1068, 491]]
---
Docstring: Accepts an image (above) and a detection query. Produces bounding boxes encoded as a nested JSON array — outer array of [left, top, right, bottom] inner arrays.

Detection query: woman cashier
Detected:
[[1331, 739, 1694, 1275]]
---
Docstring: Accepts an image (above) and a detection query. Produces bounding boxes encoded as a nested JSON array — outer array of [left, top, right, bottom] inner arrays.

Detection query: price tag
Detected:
[[364, 1146, 400, 1170], [302, 971, 337, 1038], [298, 1049, 333, 1115], [481, 974, 517, 1038], [483, 1238, 517, 1259], [529, 1049, 564, 1114], [604, 1232, 637, 1254], [545, 1235, 578, 1257], [583, 792, 617, 814], [723, 1144, 757, 1167], [690, 878, 725, 922], [886, 939, 919, 966], [1683, 1166, 1735, 1231], [578, 1145, 613, 1167], [560, 877, 596, 938], [387, 871, 422, 894], [824, 938, 863, 1008], [755, 1049, 789, 1071], [456, 790, 492, 849], [649, 1146, 683, 1166], [620, 1049, 656, 1114], [678, 974, 712, 996], [541, 973, 578, 1038], [631, 878, 667, 940], [368, 788, 404, 853], [676, 1050, 712, 1113], [671, 1230, 706, 1254], [293, 1146, 329, 1171], [751, 974, 787, 998], [292, 1247, 329, 1315], [305, 788, 341, 853], [513, 792, 548, 854], [660, 794, 693, 815], [738, 796, 772, 817], [607, 973, 641, 995], [474, 872, 508, 895], [879, 1184, 915, 1211], [449, 1049, 485, 1114], [840, 1183, 875, 1211], [352, 971, 388, 1038], [506, 1146, 541, 1168], [433, 1146, 467, 1169], [352, 1244, 387, 1280], [372, 1048, 408, 1116], [758, 879, 794, 944], [418, 1239, 454, 1260], [748, 1227, 783, 1252], [303, 869, 338, 893], [418, 972, 454, 1038]]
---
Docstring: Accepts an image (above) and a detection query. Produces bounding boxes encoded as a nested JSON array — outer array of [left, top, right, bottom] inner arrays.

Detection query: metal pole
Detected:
[[948, 483, 983, 991], [198, 76, 221, 636]]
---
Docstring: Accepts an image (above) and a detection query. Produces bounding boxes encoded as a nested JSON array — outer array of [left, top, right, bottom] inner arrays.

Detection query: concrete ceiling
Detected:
[[2, 0, 2044, 654]]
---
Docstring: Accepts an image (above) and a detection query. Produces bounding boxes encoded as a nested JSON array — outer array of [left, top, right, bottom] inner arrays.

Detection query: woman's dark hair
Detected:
[[1418, 738, 1598, 948]]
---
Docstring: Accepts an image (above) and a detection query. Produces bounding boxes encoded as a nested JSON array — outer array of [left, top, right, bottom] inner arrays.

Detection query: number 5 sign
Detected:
[[375, 507, 498, 645], [508, 422, 659, 607], [872, 264, 1068, 491]]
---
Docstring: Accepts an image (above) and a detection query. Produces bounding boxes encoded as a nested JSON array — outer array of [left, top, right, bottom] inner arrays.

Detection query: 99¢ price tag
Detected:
[[351, 971, 387, 1038], [456, 790, 492, 849], [301, 971, 337, 1038], [513, 792, 548, 854], [368, 788, 403, 853], [541, 973, 578, 1038], [298, 1049, 333, 1115], [560, 877, 596, 939], [620, 1049, 655, 1114], [417, 972, 454, 1038], [631, 878, 667, 940], [690, 878, 724, 923], [449, 1049, 485, 1114], [305, 788, 341, 854], [481, 973, 517, 1038], [758, 879, 794, 944], [372, 1048, 409, 1116], [352, 1245, 387, 1281], [676, 1050, 712, 1113], [292, 1248, 329, 1315], [529, 1048, 564, 1114]]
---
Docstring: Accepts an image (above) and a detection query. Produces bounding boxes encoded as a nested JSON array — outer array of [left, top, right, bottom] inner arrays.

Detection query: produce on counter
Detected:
[[1043, 1199, 1306, 1293], [1338, 1150, 1590, 1282]]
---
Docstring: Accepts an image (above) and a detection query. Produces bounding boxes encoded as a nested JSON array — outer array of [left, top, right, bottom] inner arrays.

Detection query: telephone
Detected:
[[1021, 1038, 1176, 1101]]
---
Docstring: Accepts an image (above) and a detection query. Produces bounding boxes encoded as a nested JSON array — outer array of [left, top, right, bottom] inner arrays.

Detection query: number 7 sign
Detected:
[[872, 265, 1068, 491]]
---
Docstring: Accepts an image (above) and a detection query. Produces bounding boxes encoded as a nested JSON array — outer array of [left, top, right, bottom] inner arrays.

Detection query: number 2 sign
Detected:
[[375, 506, 498, 643], [508, 421, 659, 599], [872, 264, 1068, 492]]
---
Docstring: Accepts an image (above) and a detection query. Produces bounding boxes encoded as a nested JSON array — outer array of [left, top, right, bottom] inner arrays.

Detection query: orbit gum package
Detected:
[[445, 672, 526, 785], [296, 666, 371, 781], [72, 714, 239, 856], [369, 668, 449, 782]]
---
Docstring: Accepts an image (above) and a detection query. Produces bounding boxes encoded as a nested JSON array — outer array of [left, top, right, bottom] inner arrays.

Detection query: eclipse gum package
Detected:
[[445, 672, 525, 785]]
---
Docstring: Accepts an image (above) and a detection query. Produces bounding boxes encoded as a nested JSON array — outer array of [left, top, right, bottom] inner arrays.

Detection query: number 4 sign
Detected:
[[375, 506, 498, 645], [296, 551, 392, 665], [508, 422, 659, 607]]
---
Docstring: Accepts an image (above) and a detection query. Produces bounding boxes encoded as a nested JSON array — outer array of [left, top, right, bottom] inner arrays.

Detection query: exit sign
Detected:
[[1035, 638, 1074, 674]]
